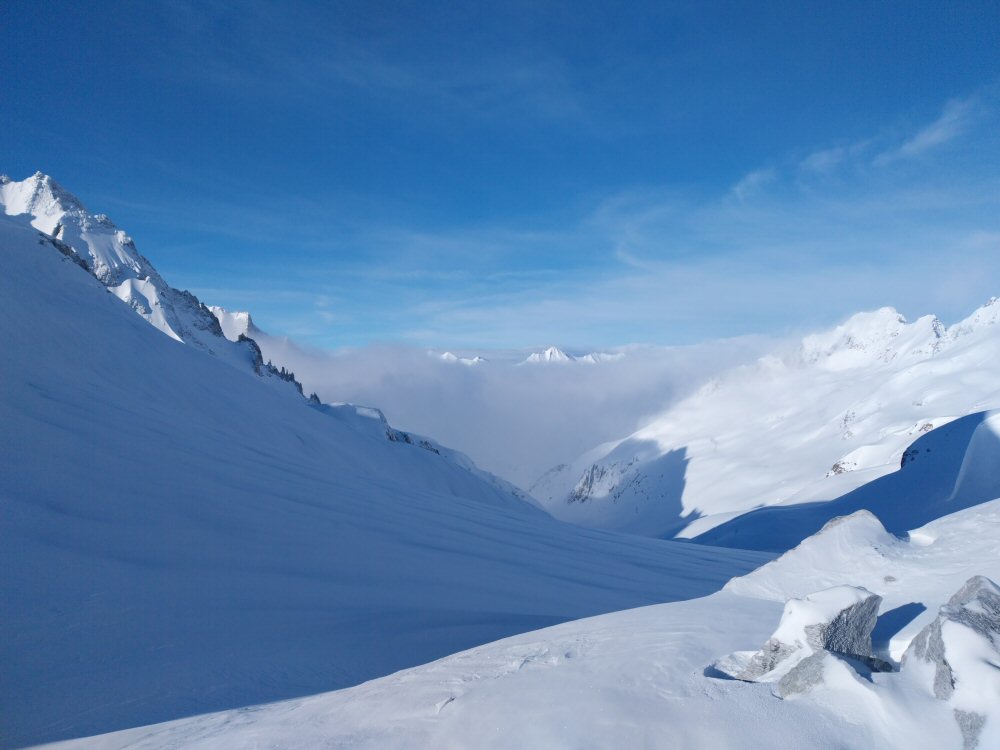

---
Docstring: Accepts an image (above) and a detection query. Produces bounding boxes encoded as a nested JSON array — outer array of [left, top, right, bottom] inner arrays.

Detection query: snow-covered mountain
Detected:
[[439, 350, 487, 366], [522, 345, 574, 363], [0, 172, 311, 396], [0, 173, 523, 491], [50, 498, 1000, 750], [208, 305, 262, 342], [532, 305, 1000, 543], [520, 345, 624, 364], [0, 179, 768, 747]]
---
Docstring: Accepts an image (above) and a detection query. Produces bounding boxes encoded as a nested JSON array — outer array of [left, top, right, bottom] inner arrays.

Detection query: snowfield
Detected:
[[43, 500, 1000, 750]]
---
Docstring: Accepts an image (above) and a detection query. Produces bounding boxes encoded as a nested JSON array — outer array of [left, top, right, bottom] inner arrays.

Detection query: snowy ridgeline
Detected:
[[0, 181, 768, 747], [532, 300, 1000, 544], [46, 501, 1000, 750], [0, 172, 534, 506]]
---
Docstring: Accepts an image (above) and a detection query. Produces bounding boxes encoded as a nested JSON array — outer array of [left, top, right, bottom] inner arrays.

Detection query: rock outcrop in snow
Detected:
[[903, 575, 1000, 749], [726, 585, 887, 696]]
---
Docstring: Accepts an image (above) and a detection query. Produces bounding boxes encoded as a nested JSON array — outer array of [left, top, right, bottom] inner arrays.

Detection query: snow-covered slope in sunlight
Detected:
[[0, 211, 768, 748], [694, 409, 1000, 550], [51, 500, 1000, 750], [534, 305, 1000, 540]]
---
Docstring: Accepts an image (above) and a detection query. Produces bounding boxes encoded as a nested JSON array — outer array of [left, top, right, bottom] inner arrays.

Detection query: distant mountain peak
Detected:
[[209, 306, 261, 342], [439, 351, 486, 366], [523, 346, 574, 364], [798, 307, 945, 367], [520, 346, 624, 365]]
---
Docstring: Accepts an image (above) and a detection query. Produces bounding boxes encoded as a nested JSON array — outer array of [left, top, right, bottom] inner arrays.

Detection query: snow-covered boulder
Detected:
[[903, 575, 1000, 749], [726, 585, 886, 695]]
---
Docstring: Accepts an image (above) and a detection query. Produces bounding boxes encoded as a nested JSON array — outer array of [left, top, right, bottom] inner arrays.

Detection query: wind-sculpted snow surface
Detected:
[[47, 501, 1000, 749], [0, 209, 769, 748], [535, 304, 1000, 541]]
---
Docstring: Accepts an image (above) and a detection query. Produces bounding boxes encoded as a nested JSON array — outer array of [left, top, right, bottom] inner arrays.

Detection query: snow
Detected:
[[43, 500, 1000, 750], [519, 346, 625, 364], [521, 345, 574, 364], [208, 306, 260, 342], [439, 351, 487, 366], [695, 410, 1000, 550], [535, 302, 1000, 542], [0, 208, 768, 747]]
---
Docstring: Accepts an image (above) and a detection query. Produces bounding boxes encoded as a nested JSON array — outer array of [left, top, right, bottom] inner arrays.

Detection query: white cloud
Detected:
[[730, 168, 776, 202], [876, 96, 980, 164], [251, 335, 771, 488]]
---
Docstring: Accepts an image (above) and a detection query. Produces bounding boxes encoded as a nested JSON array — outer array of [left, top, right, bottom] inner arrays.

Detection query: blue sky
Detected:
[[4, 0, 1000, 348]]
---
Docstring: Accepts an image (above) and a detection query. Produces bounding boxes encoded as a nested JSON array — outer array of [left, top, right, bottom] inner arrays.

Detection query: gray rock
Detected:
[[904, 575, 1000, 700], [737, 638, 799, 681], [776, 652, 828, 698], [954, 710, 986, 750], [804, 591, 881, 658], [903, 576, 1000, 750], [735, 585, 884, 683]]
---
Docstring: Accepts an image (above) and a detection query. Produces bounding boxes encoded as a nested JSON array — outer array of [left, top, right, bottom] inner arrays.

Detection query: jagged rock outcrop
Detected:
[[903, 575, 1000, 749], [726, 585, 888, 696]]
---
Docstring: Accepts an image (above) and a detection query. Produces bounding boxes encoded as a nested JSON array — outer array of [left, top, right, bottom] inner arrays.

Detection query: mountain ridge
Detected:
[[532, 300, 1000, 540]]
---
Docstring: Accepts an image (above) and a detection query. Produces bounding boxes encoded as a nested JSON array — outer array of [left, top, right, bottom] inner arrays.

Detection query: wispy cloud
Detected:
[[146, 86, 999, 351], [877, 96, 982, 164], [151, 0, 590, 127], [730, 168, 776, 202]]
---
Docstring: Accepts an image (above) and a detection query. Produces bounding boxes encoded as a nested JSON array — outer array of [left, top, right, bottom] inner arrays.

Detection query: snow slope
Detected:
[[0, 208, 768, 748], [534, 305, 1000, 540], [695, 409, 1000, 550], [47, 500, 1000, 750], [0, 172, 529, 502]]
